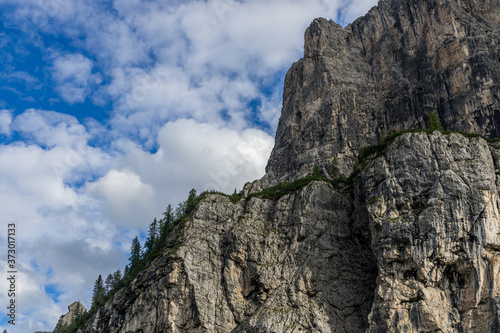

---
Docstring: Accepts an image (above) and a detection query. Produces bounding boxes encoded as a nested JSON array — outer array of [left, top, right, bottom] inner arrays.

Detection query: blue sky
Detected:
[[0, 0, 378, 331]]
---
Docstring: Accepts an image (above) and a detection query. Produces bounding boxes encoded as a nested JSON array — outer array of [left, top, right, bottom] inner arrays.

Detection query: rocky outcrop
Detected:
[[79, 182, 376, 332], [54, 301, 86, 332], [360, 132, 500, 332], [265, 0, 500, 183]]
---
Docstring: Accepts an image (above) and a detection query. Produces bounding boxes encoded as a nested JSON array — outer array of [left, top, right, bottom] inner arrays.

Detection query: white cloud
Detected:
[[12, 109, 87, 147], [156, 119, 273, 192], [0, 109, 12, 135], [50, 53, 102, 104], [87, 169, 156, 228]]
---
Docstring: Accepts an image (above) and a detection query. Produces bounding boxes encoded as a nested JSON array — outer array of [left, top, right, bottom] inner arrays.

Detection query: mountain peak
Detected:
[[263, 0, 499, 185]]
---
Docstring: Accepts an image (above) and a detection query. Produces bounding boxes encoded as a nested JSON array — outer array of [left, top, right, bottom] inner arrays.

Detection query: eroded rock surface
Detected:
[[54, 301, 86, 333], [79, 183, 376, 333], [360, 132, 500, 332], [265, 0, 500, 184]]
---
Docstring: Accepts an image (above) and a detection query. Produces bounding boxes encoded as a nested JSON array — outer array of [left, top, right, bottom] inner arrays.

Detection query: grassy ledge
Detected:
[[350, 128, 500, 180]]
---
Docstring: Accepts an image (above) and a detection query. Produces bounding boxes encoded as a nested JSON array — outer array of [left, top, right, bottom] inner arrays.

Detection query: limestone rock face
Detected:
[[265, 0, 500, 183], [360, 132, 500, 332], [79, 183, 376, 332], [54, 301, 86, 333], [78, 132, 500, 332]]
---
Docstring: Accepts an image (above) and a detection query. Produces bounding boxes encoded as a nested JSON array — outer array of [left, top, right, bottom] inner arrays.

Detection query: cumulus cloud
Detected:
[[0, 109, 12, 135], [50, 53, 102, 104], [0, 112, 120, 333], [87, 169, 156, 228], [156, 119, 273, 192], [104, 0, 344, 134], [12, 109, 88, 147], [105, 118, 274, 216]]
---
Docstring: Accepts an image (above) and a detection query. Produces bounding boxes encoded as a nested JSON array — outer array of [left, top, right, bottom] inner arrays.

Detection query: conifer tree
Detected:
[[312, 165, 321, 177], [162, 204, 174, 229], [105, 273, 114, 293], [175, 201, 186, 220], [145, 218, 158, 256], [427, 113, 444, 131], [155, 205, 174, 251], [129, 236, 142, 272], [185, 188, 197, 215], [112, 270, 122, 287], [92, 275, 105, 308]]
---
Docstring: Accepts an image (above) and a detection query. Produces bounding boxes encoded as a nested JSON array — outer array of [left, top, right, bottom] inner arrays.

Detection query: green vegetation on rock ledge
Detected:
[[351, 118, 500, 179], [248, 163, 347, 201]]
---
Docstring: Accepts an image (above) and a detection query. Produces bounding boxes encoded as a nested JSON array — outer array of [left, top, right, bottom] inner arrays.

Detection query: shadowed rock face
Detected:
[[265, 0, 500, 184]]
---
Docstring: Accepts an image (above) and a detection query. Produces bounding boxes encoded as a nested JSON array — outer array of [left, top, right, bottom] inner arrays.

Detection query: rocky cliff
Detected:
[[265, 0, 500, 183], [79, 181, 376, 332], [74, 0, 500, 332], [78, 132, 500, 332], [361, 132, 500, 332]]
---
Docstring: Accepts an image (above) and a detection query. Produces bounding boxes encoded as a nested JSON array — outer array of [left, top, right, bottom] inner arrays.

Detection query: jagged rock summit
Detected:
[[71, 0, 500, 332], [263, 0, 500, 185], [54, 302, 86, 333]]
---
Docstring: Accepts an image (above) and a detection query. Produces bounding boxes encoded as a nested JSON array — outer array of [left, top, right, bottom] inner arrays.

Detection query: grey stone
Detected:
[[360, 132, 500, 332], [265, 0, 500, 184]]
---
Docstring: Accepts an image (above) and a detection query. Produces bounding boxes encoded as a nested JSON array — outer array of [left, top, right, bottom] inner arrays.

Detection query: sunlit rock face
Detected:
[[360, 132, 500, 332], [265, 0, 500, 184]]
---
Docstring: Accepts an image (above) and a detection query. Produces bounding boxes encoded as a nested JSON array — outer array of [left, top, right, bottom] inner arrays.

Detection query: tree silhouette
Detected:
[[92, 275, 105, 308], [129, 236, 142, 272], [145, 218, 158, 256]]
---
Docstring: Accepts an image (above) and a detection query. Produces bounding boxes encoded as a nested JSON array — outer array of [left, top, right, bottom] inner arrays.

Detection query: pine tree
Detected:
[[129, 236, 142, 272], [112, 269, 122, 287], [427, 113, 444, 131], [185, 188, 198, 215], [312, 165, 321, 177], [155, 205, 174, 251], [162, 204, 174, 229], [104, 273, 114, 294], [144, 218, 158, 257], [92, 275, 105, 308], [174, 201, 186, 220]]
